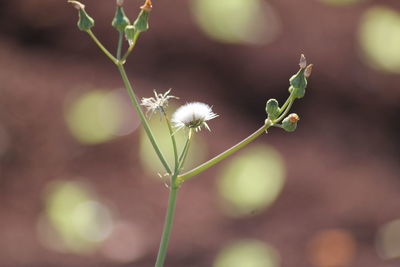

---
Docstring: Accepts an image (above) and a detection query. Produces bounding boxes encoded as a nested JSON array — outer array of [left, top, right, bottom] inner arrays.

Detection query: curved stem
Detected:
[[121, 32, 140, 63], [117, 64, 172, 174], [176, 121, 272, 184], [116, 30, 124, 60], [274, 97, 294, 123], [86, 30, 118, 64], [155, 183, 179, 267]]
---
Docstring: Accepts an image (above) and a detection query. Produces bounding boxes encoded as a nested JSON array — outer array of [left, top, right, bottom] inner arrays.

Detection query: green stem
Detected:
[[176, 121, 272, 184], [178, 130, 192, 171], [86, 30, 118, 64], [279, 94, 292, 114], [121, 32, 140, 63], [275, 97, 294, 123], [116, 30, 124, 60], [165, 116, 179, 173], [155, 182, 179, 267], [117, 64, 172, 174]]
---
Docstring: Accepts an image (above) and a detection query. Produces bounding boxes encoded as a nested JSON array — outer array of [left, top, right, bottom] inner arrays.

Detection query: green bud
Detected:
[[289, 68, 307, 99], [266, 99, 280, 120], [282, 113, 300, 132], [68, 1, 95, 31], [112, 6, 130, 32], [78, 8, 95, 31], [125, 25, 136, 44], [133, 9, 151, 33]]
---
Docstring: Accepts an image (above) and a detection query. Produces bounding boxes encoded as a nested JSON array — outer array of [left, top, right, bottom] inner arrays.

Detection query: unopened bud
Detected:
[[289, 69, 307, 99], [282, 113, 300, 132], [133, 9, 150, 33], [266, 99, 280, 120], [299, 54, 307, 69], [68, 1, 95, 31], [125, 25, 136, 45], [116, 0, 124, 6], [112, 5, 130, 31], [305, 64, 313, 78]]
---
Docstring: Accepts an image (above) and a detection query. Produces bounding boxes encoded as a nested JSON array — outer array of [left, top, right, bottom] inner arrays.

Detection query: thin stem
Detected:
[[176, 121, 272, 184], [116, 30, 124, 60], [178, 130, 192, 171], [279, 94, 292, 114], [275, 97, 294, 123], [155, 183, 179, 267], [117, 64, 172, 174], [86, 30, 118, 64], [164, 115, 179, 173], [121, 32, 140, 63], [178, 138, 190, 163]]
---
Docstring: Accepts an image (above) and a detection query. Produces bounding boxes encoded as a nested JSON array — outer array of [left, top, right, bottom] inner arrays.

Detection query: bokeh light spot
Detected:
[[190, 0, 280, 45], [139, 111, 207, 175], [101, 221, 149, 263], [214, 239, 280, 267], [307, 229, 357, 267], [42, 180, 114, 253], [217, 145, 285, 217], [65, 89, 139, 145], [359, 7, 400, 73], [376, 219, 400, 259], [318, 0, 366, 6]]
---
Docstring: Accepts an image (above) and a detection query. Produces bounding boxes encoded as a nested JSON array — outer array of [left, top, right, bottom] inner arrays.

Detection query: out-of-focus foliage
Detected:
[[376, 219, 400, 260], [359, 6, 400, 73], [64, 89, 139, 144], [190, 0, 279, 44], [217, 145, 285, 217], [214, 239, 280, 267], [41, 180, 114, 253], [318, 0, 366, 6]]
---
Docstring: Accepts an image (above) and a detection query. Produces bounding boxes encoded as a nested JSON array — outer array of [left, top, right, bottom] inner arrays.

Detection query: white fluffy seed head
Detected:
[[171, 102, 218, 132]]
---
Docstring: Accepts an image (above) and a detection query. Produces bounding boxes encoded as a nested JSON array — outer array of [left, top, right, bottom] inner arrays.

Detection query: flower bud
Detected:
[[133, 0, 152, 33], [124, 25, 136, 44], [266, 99, 280, 120], [112, 5, 130, 32], [68, 1, 95, 31], [289, 68, 307, 98], [282, 113, 299, 132]]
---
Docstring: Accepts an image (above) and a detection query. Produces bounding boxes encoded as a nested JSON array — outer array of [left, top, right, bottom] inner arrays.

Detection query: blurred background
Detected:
[[0, 0, 399, 266]]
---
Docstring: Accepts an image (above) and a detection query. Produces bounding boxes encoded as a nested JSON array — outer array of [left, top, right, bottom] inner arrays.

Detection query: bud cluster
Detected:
[[265, 54, 313, 133], [69, 0, 152, 46]]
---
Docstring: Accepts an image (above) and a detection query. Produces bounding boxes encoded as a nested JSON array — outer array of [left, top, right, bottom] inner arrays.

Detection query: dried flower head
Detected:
[[141, 89, 178, 116], [68, 0, 85, 10], [172, 102, 218, 132], [299, 54, 307, 69]]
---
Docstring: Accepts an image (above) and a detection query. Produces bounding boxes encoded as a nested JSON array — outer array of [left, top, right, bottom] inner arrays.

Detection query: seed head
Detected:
[[172, 102, 218, 132], [141, 89, 178, 116]]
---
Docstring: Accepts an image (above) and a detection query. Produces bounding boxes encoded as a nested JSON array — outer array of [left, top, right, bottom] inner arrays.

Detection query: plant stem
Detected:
[[275, 97, 294, 123], [165, 116, 179, 173], [176, 121, 272, 184], [121, 32, 140, 63], [117, 64, 172, 174], [86, 30, 118, 64], [178, 130, 192, 171], [116, 30, 124, 60], [155, 181, 179, 267]]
